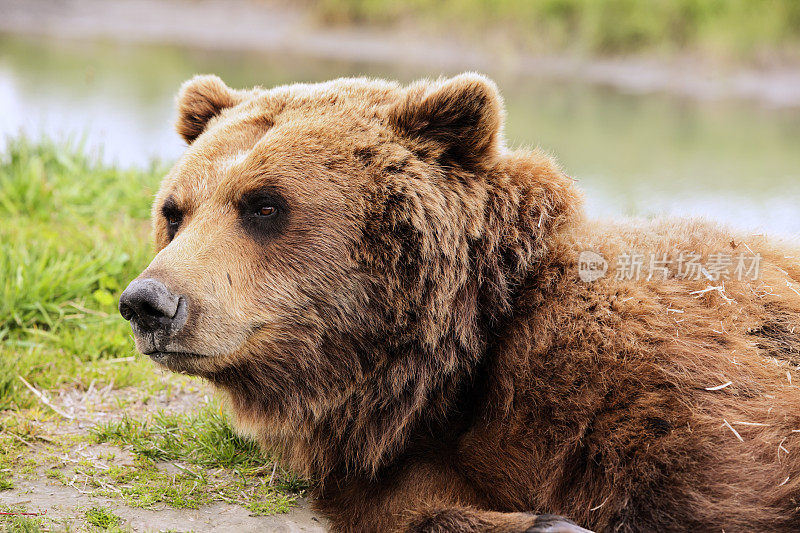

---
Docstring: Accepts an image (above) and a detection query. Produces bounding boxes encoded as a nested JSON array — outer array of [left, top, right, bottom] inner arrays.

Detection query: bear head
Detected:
[[119, 73, 580, 476]]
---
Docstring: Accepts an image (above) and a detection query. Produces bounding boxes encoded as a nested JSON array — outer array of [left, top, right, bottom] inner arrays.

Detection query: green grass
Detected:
[[0, 506, 52, 533], [0, 136, 305, 525], [92, 406, 266, 470], [56, 415, 301, 513], [313, 0, 800, 60], [90, 403, 307, 512], [0, 136, 160, 410], [84, 506, 122, 529]]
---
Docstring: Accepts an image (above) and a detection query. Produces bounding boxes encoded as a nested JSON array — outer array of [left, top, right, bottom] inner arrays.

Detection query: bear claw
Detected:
[[525, 514, 594, 533]]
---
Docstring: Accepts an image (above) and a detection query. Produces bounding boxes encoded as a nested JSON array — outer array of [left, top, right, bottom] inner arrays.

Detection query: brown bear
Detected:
[[119, 73, 800, 532]]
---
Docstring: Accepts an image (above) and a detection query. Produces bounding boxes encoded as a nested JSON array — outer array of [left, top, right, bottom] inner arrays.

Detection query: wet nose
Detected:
[[119, 278, 187, 334]]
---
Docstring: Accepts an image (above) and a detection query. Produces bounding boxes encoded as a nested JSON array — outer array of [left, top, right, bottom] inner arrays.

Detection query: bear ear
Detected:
[[175, 75, 243, 144], [389, 73, 504, 167]]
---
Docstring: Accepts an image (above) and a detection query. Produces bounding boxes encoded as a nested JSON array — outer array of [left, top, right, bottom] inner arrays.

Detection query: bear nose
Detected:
[[119, 278, 186, 335]]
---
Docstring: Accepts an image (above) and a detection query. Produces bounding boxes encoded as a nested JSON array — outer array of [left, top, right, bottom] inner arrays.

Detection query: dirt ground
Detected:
[[1, 480, 325, 532], [1, 375, 327, 532]]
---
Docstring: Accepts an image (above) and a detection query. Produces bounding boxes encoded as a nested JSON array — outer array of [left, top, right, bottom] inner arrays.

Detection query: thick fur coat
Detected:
[[120, 73, 800, 532]]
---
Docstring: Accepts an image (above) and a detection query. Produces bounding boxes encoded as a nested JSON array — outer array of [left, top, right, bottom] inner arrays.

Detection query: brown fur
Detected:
[[123, 73, 800, 532]]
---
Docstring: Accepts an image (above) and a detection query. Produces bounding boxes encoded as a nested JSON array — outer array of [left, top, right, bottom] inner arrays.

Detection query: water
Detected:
[[1, 34, 798, 237]]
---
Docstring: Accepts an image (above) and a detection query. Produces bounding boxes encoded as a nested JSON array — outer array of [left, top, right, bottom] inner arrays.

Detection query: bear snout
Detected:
[[119, 278, 188, 344]]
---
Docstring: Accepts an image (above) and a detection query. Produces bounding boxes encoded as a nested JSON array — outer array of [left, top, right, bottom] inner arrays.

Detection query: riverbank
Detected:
[[314, 0, 800, 61], [2, 0, 800, 108]]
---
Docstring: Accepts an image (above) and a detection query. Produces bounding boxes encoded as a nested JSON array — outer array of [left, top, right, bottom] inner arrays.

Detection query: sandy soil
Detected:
[[1, 376, 327, 532], [2, 0, 800, 108], [1, 477, 325, 532]]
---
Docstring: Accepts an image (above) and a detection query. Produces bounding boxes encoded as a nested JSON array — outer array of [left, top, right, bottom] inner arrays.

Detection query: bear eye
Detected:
[[257, 205, 278, 218], [164, 211, 183, 240], [239, 189, 288, 241], [161, 197, 183, 240]]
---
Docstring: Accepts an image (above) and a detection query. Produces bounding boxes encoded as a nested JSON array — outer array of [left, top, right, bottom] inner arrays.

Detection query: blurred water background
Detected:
[[1, 0, 798, 236]]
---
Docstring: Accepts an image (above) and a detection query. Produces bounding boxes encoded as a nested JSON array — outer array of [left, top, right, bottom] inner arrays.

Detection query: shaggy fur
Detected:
[[121, 73, 800, 532]]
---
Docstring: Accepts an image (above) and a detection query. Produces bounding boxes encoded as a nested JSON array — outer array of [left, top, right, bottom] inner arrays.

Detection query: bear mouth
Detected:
[[145, 350, 206, 364]]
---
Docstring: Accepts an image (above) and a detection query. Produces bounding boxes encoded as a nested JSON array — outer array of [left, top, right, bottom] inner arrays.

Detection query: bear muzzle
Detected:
[[119, 278, 189, 357]]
